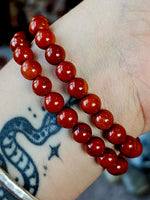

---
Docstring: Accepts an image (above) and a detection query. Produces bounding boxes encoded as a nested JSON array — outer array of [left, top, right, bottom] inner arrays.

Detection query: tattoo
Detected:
[[0, 97, 78, 199], [48, 143, 61, 161], [43, 165, 48, 177], [28, 107, 37, 118]]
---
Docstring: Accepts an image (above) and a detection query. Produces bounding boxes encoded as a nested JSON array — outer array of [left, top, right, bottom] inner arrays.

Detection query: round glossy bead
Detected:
[[45, 44, 66, 65], [85, 136, 105, 157], [107, 157, 128, 175], [32, 76, 52, 96], [80, 94, 101, 114], [97, 148, 117, 168], [30, 15, 50, 23], [35, 29, 55, 49], [104, 124, 126, 145], [57, 108, 78, 128], [29, 15, 50, 36], [93, 109, 114, 130], [72, 123, 92, 143], [56, 61, 76, 82], [13, 46, 34, 65], [67, 78, 88, 99], [10, 36, 30, 51], [120, 136, 143, 158], [105, 148, 118, 160], [21, 60, 42, 80], [44, 92, 64, 113], [14, 31, 27, 38]]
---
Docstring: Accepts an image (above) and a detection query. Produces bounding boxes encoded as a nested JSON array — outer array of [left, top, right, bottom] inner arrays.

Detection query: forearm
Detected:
[[0, 0, 145, 200]]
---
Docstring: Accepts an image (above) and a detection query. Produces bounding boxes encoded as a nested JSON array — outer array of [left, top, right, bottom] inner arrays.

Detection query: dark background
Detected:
[[0, 0, 83, 46]]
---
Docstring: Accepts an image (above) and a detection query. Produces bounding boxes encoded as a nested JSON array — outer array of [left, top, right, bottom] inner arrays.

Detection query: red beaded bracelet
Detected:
[[10, 15, 143, 176], [10, 31, 65, 114], [31, 15, 143, 153]]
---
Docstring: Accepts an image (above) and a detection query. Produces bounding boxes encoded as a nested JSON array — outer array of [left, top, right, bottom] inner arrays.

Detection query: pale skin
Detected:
[[1, 0, 150, 199]]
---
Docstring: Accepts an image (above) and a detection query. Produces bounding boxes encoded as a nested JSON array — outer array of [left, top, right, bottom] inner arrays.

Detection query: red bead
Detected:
[[13, 31, 27, 38], [67, 78, 88, 99], [80, 94, 101, 114], [104, 124, 126, 145], [45, 44, 66, 65], [44, 92, 64, 113], [30, 15, 50, 23], [21, 60, 42, 80], [97, 148, 117, 168], [107, 157, 128, 175], [10, 36, 30, 51], [120, 136, 143, 158], [72, 123, 92, 143], [56, 61, 76, 82], [32, 76, 52, 96], [85, 136, 105, 157], [93, 109, 114, 130], [118, 153, 126, 159], [57, 108, 78, 128], [35, 29, 55, 49], [29, 15, 50, 36], [105, 148, 118, 160], [13, 46, 34, 65]]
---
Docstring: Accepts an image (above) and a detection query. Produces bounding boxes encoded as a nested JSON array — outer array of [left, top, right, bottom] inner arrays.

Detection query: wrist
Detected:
[[0, 1, 145, 200]]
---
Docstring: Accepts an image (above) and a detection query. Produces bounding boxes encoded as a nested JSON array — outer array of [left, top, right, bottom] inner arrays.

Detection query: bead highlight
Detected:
[[45, 44, 66, 65], [56, 61, 76, 82], [120, 136, 143, 158], [73, 123, 92, 143], [57, 108, 78, 128], [29, 15, 50, 36], [97, 148, 117, 168], [80, 94, 101, 114], [104, 124, 126, 145], [13, 46, 34, 65], [107, 157, 128, 176], [93, 109, 114, 130], [21, 60, 42, 80], [32, 76, 52, 96], [67, 78, 88, 99], [44, 92, 64, 113], [35, 29, 55, 49], [85, 137, 105, 157]]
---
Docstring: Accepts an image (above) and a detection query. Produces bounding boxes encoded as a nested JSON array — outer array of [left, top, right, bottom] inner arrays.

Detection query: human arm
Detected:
[[0, 0, 150, 199]]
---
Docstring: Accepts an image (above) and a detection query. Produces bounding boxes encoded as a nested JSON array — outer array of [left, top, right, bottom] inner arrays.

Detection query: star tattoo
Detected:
[[48, 143, 61, 160]]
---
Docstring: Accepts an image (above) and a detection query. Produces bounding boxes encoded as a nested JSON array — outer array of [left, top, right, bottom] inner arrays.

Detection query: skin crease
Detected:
[[115, 0, 150, 133], [104, 0, 150, 134], [1, 0, 150, 200]]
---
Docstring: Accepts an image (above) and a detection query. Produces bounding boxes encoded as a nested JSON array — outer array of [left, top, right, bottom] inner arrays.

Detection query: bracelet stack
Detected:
[[10, 15, 143, 176]]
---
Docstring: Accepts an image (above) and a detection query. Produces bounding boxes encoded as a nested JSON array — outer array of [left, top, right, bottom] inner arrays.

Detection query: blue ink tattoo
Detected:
[[43, 165, 47, 170], [0, 97, 78, 199], [28, 107, 38, 118], [48, 143, 61, 160], [28, 107, 32, 112], [33, 114, 37, 118]]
